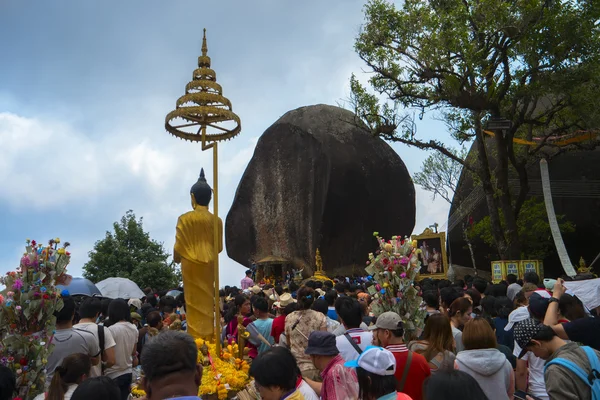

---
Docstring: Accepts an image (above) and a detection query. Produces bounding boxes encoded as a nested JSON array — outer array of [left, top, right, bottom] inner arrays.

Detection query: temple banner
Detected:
[[490, 260, 544, 283]]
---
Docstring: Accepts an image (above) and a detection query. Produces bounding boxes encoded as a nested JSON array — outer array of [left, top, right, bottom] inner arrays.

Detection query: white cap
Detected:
[[344, 346, 396, 376], [505, 306, 530, 331]]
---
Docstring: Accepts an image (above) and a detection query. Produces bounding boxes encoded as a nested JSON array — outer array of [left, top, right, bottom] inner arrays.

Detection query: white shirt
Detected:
[[73, 322, 117, 377], [105, 322, 138, 379], [298, 380, 319, 400], [513, 341, 549, 399], [336, 328, 373, 361]]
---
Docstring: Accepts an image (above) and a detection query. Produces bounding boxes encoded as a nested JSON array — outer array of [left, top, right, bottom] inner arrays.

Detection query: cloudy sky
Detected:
[[0, 0, 451, 288]]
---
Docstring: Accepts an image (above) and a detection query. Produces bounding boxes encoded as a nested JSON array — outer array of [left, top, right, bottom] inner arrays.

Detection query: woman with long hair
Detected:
[[34, 354, 91, 400], [284, 287, 327, 381], [104, 299, 139, 400], [448, 298, 473, 353], [408, 314, 456, 372], [455, 318, 514, 400]]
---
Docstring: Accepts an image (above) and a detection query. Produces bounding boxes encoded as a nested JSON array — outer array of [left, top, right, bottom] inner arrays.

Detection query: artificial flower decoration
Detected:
[[0, 238, 73, 399], [365, 234, 427, 341]]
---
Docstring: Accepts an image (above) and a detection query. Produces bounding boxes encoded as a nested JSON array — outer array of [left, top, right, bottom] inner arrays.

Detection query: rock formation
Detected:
[[226, 104, 415, 276]]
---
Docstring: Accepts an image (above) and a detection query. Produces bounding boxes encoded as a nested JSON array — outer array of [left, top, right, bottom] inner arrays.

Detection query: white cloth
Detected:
[[298, 379, 319, 400], [73, 322, 117, 377], [105, 322, 138, 379], [335, 328, 373, 361], [564, 278, 600, 311], [513, 341, 549, 399]]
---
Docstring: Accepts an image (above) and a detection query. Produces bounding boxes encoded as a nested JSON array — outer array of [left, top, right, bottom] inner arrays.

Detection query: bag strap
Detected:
[[545, 358, 590, 387], [398, 351, 413, 392], [97, 324, 105, 352], [344, 333, 363, 355]]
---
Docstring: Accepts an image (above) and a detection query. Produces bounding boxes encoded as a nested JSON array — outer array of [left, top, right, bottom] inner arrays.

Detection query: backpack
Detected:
[[544, 346, 600, 400]]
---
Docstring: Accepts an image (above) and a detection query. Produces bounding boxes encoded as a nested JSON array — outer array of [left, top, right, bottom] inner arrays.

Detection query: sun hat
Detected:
[[315, 288, 326, 297], [305, 331, 339, 356], [250, 285, 262, 295], [128, 298, 142, 309], [514, 318, 545, 358], [130, 312, 142, 322], [274, 293, 295, 308], [344, 346, 396, 376], [368, 311, 403, 331], [504, 306, 530, 331]]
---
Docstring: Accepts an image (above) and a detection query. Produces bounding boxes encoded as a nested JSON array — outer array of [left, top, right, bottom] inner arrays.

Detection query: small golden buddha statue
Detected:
[[174, 168, 223, 340]]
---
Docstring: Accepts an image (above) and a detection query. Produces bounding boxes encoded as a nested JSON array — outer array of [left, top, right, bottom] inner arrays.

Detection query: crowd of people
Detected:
[[226, 270, 600, 400], [1, 270, 599, 400]]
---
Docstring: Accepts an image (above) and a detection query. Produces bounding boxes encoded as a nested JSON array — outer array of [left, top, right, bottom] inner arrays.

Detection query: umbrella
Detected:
[[166, 290, 182, 298], [57, 277, 102, 297], [96, 277, 145, 299]]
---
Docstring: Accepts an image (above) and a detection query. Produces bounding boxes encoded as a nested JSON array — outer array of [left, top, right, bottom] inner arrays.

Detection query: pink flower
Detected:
[[400, 272, 407, 278], [6, 292, 14, 298], [400, 257, 409, 266], [12, 279, 23, 290], [0, 294, 4, 304]]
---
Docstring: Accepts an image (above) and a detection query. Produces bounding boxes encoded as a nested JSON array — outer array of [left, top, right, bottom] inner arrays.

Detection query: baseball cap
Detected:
[[528, 293, 550, 320], [514, 318, 544, 358], [368, 311, 403, 331], [504, 306, 530, 331], [305, 331, 339, 356], [345, 346, 396, 376]]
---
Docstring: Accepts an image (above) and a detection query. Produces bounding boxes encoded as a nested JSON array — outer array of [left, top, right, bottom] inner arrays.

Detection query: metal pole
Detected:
[[213, 142, 221, 356]]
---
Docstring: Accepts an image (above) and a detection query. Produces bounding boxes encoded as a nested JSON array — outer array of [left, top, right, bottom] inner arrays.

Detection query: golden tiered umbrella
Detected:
[[165, 29, 241, 354]]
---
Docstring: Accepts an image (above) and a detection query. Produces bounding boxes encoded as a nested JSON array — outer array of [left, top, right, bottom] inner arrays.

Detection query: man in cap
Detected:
[[513, 292, 550, 399], [304, 331, 359, 400], [369, 311, 430, 400], [514, 318, 600, 399]]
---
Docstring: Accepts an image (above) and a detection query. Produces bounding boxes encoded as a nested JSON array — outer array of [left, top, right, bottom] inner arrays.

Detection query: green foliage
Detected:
[[351, 0, 600, 258], [83, 210, 180, 290], [469, 198, 575, 260]]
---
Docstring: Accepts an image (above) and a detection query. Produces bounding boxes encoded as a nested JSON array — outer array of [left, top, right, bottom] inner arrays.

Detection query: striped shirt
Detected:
[[321, 354, 359, 400]]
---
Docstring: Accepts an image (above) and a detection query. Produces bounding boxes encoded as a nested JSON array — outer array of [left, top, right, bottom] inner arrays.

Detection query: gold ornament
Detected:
[[165, 29, 241, 356]]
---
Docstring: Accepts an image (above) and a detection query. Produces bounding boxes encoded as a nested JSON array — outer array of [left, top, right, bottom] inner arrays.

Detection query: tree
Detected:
[[83, 211, 180, 291], [470, 198, 575, 260], [350, 0, 600, 260], [413, 147, 468, 204]]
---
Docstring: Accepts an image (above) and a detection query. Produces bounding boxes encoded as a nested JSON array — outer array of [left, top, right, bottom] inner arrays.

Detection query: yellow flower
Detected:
[[55, 238, 61, 244], [57, 248, 66, 255]]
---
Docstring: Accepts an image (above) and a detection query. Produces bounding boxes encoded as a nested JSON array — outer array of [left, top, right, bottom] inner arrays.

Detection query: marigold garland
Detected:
[[131, 338, 250, 400]]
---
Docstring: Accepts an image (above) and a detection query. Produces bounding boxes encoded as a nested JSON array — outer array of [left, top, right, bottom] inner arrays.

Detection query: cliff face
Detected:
[[225, 104, 416, 276]]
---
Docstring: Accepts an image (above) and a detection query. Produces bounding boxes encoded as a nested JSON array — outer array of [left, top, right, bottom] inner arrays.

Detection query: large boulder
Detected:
[[226, 104, 415, 276], [448, 140, 600, 278]]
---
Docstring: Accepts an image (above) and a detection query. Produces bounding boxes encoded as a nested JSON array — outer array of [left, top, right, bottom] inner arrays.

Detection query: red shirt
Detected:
[[386, 344, 431, 400], [271, 315, 286, 344]]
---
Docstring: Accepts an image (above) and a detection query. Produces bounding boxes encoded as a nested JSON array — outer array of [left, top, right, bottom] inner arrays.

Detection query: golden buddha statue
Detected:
[[174, 168, 223, 340], [312, 248, 332, 282]]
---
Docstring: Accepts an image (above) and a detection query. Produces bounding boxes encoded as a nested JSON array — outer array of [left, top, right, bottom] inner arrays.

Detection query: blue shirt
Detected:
[[327, 307, 338, 321], [251, 318, 274, 354]]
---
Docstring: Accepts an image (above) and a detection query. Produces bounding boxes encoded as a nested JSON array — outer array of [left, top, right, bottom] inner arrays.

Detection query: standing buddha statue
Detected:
[[174, 168, 223, 340]]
